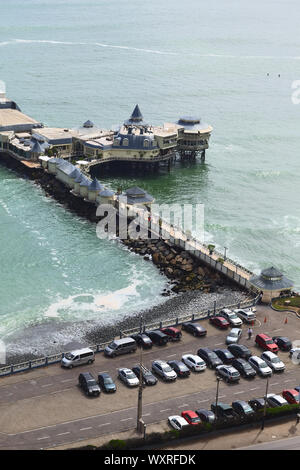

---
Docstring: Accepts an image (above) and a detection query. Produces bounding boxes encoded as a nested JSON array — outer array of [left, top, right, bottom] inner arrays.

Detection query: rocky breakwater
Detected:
[[122, 238, 238, 295]]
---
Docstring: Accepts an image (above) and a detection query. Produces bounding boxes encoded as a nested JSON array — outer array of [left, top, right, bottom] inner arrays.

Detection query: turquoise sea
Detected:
[[0, 0, 300, 342]]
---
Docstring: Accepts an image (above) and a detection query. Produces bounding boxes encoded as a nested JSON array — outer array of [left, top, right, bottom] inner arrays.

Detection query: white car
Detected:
[[248, 356, 272, 377], [226, 328, 242, 345], [182, 354, 206, 372], [152, 360, 177, 381], [118, 368, 139, 387], [266, 394, 288, 408], [234, 308, 256, 324], [261, 351, 285, 372], [168, 415, 189, 430], [221, 309, 243, 327]]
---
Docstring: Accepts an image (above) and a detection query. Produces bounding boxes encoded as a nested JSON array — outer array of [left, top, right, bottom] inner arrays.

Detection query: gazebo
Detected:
[[249, 266, 294, 303]]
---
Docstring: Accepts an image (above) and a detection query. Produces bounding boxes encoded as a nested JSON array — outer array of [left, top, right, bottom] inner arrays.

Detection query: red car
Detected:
[[282, 389, 300, 404], [209, 316, 230, 329], [181, 410, 201, 425], [255, 334, 279, 353], [160, 327, 182, 341]]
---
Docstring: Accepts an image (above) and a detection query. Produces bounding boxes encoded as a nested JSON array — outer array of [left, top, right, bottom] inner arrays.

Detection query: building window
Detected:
[[123, 138, 129, 146], [143, 139, 149, 148]]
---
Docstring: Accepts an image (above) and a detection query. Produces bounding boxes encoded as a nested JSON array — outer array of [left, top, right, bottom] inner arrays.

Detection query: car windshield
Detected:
[[127, 372, 136, 379], [87, 379, 96, 385], [109, 342, 117, 349], [260, 361, 268, 368], [244, 405, 253, 412], [65, 353, 74, 360], [244, 363, 252, 370], [271, 357, 280, 363], [228, 313, 238, 319], [265, 339, 274, 344], [191, 416, 201, 423], [104, 378, 113, 384], [230, 331, 238, 337], [231, 371, 239, 376], [162, 365, 173, 372]]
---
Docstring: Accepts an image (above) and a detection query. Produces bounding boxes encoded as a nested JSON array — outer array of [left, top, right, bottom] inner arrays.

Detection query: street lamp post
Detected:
[[261, 376, 270, 430], [224, 246, 228, 261], [137, 317, 144, 433], [215, 376, 221, 420]]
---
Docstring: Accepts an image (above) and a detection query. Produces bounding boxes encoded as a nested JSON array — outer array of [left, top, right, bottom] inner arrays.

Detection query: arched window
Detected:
[[123, 138, 129, 146], [143, 139, 149, 148]]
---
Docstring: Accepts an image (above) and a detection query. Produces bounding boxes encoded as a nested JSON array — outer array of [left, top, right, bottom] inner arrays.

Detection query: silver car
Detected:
[[226, 328, 242, 345], [266, 394, 288, 408], [152, 360, 177, 381], [118, 368, 139, 387], [234, 308, 256, 324], [261, 351, 285, 372], [221, 309, 243, 327], [215, 365, 240, 383], [248, 356, 272, 377]]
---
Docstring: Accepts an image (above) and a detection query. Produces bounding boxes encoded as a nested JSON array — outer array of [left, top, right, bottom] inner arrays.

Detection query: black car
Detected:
[[232, 400, 255, 418], [167, 360, 190, 378], [98, 372, 116, 393], [195, 409, 215, 423], [213, 349, 234, 365], [130, 333, 153, 349], [145, 330, 169, 346], [232, 358, 256, 379], [211, 402, 237, 421], [181, 322, 207, 337], [132, 365, 158, 386], [78, 372, 101, 397], [228, 344, 252, 360], [272, 336, 292, 351], [197, 348, 223, 369], [248, 398, 266, 411]]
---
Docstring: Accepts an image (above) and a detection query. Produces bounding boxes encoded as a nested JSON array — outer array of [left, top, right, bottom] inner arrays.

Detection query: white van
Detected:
[[61, 348, 95, 369]]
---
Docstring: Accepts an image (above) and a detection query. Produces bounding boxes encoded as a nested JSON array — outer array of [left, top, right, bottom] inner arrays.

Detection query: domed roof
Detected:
[[261, 266, 283, 279], [178, 116, 201, 125], [79, 176, 91, 186], [83, 120, 94, 128], [88, 178, 104, 191], [250, 266, 293, 292], [99, 189, 115, 197], [125, 186, 146, 196]]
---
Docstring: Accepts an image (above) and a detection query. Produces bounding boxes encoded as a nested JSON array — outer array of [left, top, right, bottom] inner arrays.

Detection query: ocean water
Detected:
[[0, 0, 300, 341]]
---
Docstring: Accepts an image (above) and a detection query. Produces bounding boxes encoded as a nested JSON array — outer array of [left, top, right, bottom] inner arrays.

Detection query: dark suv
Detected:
[[197, 348, 223, 369], [78, 372, 101, 397], [145, 330, 169, 346], [130, 333, 153, 349]]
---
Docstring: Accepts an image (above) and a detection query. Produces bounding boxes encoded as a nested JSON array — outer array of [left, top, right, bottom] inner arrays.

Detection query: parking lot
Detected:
[[0, 304, 300, 449]]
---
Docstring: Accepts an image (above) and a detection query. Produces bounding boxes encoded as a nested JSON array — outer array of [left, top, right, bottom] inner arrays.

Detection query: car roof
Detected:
[[232, 400, 248, 406], [262, 351, 277, 358], [183, 410, 198, 416], [250, 355, 265, 363], [257, 333, 272, 340], [70, 347, 94, 355], [119, 368, 133, 373], [284, 389, 299, 395], [169, 415, 188, 423], [98, 372, 110, 378]]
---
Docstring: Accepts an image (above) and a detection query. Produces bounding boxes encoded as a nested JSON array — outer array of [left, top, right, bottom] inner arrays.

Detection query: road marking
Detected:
[[166, 354, 176, 358], [142, 413, 150, 417], [274, 329, 282, 332], [41, 384, 52, 388], [214, 342, 223, 346], [182, 351, 192, 355], [284, 379, 292, 383], [219, 395, 226, 399], [178, 404, 189, 408], [61, 379, 73, 383], [160, 408, 171, 412], [57, 432, 70, 436], [250, 387, 258, 391], [234, 391, 244, 395], [121, 418, 133, 422], [79, 427, 92, 431], [37, 436, 50, 440], [197, 399, 209, 403], [271, 383, 279, 386], [98, 423, 110, 427]]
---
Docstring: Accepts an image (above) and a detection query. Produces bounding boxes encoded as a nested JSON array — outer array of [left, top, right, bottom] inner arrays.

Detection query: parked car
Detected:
[[255, 334, 279, 353], [220, 309, 243, 327], [248, 356, 272, 377], [213, 349, 234, 364], [289, 348, 300, 361], [160, 327, 182, 341], [104, 337, 137, 357], [232, 358, 256, 379], [266, 394, 288, 408], [234, 308, 256, 324], [145, 330, 169, 346], [211, 402, 237, 421], [228, 344, 252, 360], [215, 365, 240, 383], [98, 372, 116, 393], [282, 389, 300, 404], [232, 400, 255, 417], [209, 316, 230, 329], [181, 322, 207, 337], [195, 409, 215, 423], [132, 365, 158, 386], [197, 348, 223, 369], [118, 368, 139, 387], [272, 336, 292, 352], [248, 398, 266, 411], [152, 360, 177, 381], [78, 372, 101, 397], [261, 351, 285, 372], [226, 328, 242, 345], [181, 410, 201, 425], [168, 415, 189, 430], [130, 333, 153, 349], [182, 354, 206, 372], [167, 360, 190, 377], [61, 348, 95, 369]]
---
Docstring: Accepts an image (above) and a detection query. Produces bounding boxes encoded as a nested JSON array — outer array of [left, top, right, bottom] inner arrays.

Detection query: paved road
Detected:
[[238, 435, 300, 450], [0, 305, 300, 449]]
